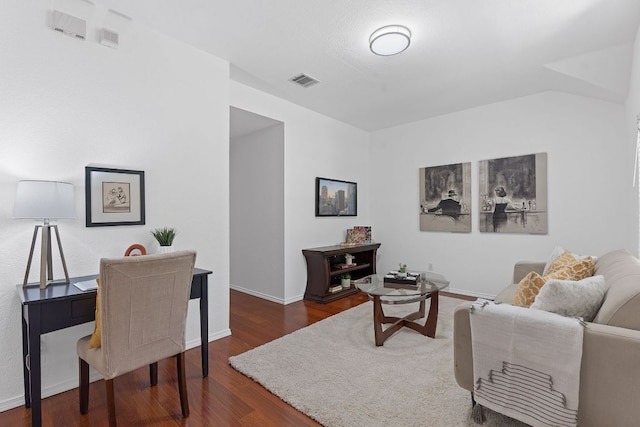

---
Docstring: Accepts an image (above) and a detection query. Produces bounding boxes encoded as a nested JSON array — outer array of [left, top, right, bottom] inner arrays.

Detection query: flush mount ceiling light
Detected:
[[369, 25, 411, 56]]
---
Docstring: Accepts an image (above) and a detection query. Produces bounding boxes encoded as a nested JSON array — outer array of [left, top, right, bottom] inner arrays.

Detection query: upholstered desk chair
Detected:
[[77, 250, 196, 427]]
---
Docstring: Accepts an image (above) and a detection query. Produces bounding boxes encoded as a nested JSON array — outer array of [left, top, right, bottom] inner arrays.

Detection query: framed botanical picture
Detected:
[[85, 166, 145, 227], [315, 177, 357, 216]]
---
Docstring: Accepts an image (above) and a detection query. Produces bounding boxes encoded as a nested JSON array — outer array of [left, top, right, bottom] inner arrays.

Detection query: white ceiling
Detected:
[[92, 0, 640, 131]]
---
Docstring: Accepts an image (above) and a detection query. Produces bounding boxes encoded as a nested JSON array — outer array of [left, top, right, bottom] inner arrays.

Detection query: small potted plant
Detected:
[[151, 227, 177, 253], [398, 263, 407, 278], [340, 273, 351, 289]]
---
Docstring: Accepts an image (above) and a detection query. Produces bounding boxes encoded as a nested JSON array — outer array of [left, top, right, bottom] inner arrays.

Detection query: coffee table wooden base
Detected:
[[372, 291, 439, 346]]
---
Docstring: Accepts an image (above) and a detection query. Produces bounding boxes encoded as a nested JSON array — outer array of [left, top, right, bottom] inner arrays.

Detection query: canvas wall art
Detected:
[[419, 162, 471, 232], [478, 152, 547, 234]]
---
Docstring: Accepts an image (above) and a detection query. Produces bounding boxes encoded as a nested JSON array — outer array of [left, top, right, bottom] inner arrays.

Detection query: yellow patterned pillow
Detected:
[[513, 257, 595, 307], [543, 246, 597, 276], [544, 251, 578, 275], [88, 278, 101, 349], [513, 271, 546, 306]]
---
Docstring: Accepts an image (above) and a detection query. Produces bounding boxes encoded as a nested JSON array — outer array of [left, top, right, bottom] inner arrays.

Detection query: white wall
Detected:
[[625, 23, 640, 253], [3, 0, 638, 414], [230, 123, 285, 302], [230, 82, 372, 303], [371, 92, 632, 297], [0, 1, 230, 410]]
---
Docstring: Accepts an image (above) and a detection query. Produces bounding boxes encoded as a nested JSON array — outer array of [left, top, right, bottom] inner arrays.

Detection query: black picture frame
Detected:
[[85, 166, 145, 227], [315, 177, 357, 217]]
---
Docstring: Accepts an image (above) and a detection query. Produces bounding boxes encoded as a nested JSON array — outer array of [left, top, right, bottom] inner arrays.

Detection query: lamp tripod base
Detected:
[[23, 223, 70, 289]]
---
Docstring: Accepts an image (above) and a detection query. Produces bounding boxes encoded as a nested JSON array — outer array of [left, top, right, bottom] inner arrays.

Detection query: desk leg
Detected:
[[27, 306, 43, 427], [199, 277, 209, 378], [21, 316, 30, 408]]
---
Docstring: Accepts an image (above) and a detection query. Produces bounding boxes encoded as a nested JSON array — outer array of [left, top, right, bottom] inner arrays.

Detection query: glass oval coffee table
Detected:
[[355, 271, 449, 346]]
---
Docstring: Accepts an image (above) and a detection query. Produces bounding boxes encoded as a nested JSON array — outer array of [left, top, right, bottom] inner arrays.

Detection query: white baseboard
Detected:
[[198, 329, 231, 347], [230, 285, 305, 305], [230, 285, 285, 304], [0, 372, 103, 412], [0, 395, 26, 412], [447, 287, 496, 300], [283, 294, 303, 304]]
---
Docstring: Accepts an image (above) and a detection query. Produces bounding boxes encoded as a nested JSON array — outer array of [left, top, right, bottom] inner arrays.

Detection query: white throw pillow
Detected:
[[530, 275, 607, 322], [543, 246, 598, 276]]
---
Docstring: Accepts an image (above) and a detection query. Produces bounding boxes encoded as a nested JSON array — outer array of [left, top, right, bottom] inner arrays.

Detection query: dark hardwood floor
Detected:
[[2, 289, 472, 426]]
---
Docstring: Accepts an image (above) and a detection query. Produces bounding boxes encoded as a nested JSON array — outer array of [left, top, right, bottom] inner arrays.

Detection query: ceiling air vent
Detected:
[[99, 28, 119, 48], [52, 10, 86, 40], [289, 73, 320, 88]]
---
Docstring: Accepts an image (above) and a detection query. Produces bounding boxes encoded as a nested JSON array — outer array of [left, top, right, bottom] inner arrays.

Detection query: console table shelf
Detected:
[[302, 243, 381, 303], [329, 263, 371, 277]]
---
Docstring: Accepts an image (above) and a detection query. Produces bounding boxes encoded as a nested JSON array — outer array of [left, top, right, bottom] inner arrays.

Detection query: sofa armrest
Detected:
[[453, 302, 640, 427], [453, 301, 474, 391], [579, 323, 640, 426], [513, 261, 545, 283]]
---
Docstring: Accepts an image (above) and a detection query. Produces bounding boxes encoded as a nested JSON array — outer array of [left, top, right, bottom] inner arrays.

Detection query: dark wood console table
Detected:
[[17, 268, 212, 427], [302, 243, 381, 303]]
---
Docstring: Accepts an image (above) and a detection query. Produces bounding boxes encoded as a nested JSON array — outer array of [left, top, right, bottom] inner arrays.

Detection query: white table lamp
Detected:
[[13, 180, 76, 288]]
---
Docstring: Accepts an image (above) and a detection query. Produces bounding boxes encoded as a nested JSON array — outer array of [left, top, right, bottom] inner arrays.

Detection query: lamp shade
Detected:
[[13, 180, 76, 220]]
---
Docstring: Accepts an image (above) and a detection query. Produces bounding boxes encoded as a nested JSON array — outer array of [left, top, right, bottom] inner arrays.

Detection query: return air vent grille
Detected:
[[100, 28, 119, 48], [52, 10, 86, 40], [289, 73, 320, 88]]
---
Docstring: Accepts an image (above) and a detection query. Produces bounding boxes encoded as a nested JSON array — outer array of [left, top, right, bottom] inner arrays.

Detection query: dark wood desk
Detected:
[[17, 268, 212, 427]]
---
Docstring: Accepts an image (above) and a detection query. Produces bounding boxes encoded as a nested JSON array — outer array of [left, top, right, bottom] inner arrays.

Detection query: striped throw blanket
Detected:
[[469, 300, 584, 427]]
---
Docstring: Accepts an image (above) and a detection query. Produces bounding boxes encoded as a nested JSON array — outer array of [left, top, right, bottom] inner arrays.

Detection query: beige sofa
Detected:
[[453, 249, 640, 426]]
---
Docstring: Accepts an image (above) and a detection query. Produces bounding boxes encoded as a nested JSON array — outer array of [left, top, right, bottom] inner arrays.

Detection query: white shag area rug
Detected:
[[229, 296, 529, 427]]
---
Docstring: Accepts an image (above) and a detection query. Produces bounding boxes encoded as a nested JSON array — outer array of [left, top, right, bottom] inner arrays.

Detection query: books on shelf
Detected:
[[328, 284, 343, 294], [334, 263, 356, 269]]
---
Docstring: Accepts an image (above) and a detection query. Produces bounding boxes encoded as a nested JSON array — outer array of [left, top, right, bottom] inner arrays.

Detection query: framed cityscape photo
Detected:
[[315, 177, 357, 217]]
